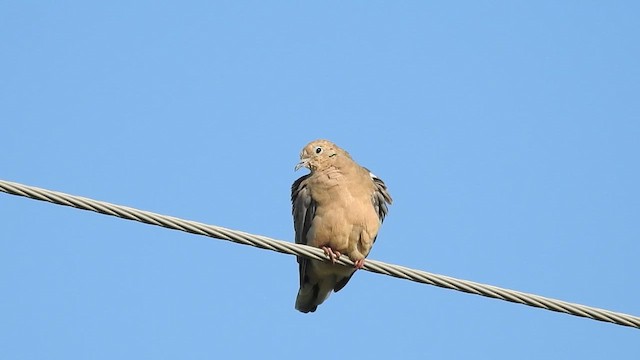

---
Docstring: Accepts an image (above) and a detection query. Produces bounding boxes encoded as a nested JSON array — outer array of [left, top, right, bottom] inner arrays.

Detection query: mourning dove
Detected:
[[291, 139, 392, 313]]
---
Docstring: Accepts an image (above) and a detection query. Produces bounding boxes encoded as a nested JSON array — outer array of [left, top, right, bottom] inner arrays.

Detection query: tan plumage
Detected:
[[291, 139, 392, 313]]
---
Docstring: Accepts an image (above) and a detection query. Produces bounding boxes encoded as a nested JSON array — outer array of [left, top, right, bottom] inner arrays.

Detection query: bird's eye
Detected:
[[315, 147, 323, 154]]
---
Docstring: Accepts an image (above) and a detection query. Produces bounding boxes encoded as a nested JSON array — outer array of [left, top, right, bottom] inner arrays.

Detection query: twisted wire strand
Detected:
[[1, 179, 638, 329]]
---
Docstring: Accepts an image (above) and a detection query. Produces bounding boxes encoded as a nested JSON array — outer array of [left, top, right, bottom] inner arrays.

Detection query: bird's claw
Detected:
[[322, 246, 341, 263]]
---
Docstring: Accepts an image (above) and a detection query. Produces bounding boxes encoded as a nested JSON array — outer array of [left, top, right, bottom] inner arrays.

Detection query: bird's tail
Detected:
[[295, 280, 333, 313]]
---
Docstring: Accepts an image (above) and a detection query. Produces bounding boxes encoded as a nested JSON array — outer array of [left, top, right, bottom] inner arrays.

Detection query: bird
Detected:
[[291, 139, 392, 313]]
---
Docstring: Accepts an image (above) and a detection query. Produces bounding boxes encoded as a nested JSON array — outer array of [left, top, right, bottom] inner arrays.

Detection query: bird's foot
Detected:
[[322, 246, 341, 263], [353, 258, 365, 269]]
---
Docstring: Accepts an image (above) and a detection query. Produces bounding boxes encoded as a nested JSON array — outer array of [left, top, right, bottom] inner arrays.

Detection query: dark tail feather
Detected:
[[295, 282, 321, 313], [333, 273, 355, 293]]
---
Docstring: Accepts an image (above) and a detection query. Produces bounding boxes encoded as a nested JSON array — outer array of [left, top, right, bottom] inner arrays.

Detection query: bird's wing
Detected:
[[291, 174, 315, 283], [368, 170, 393, 223]]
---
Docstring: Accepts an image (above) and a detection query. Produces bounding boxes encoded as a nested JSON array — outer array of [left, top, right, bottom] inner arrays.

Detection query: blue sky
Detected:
[[1, 1, 639, 359]]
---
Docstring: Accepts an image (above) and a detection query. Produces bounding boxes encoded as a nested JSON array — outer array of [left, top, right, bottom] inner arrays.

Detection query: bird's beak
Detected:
[[295, 158, 309, 171]]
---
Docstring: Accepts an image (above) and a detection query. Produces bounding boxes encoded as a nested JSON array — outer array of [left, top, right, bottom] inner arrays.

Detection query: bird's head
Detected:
[[295, 139, 350, 172]]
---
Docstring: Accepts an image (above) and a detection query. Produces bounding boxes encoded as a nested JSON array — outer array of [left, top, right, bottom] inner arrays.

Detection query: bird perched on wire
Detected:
[[291, 139, 392, 313]]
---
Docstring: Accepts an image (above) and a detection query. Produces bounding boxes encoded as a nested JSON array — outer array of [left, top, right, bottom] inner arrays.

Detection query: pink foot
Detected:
[[321, 246, 341, 263], [353, 258, 365, 269]]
